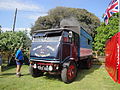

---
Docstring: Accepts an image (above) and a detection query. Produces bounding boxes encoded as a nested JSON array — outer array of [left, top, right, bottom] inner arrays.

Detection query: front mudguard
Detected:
[[62, 58, 76, 68], [62, 61, 70, 68]]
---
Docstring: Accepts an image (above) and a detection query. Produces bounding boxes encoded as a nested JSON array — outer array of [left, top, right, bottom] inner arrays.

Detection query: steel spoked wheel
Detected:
[[61, 62, 77, 83], [67, 63, 76, 80]]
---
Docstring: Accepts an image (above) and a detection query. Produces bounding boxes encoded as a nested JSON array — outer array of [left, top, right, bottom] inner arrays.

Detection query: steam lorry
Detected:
[[29, 21, 93, 83]]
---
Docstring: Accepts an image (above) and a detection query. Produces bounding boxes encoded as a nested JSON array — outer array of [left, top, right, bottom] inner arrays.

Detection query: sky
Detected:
[[0, 0, 111, 31]]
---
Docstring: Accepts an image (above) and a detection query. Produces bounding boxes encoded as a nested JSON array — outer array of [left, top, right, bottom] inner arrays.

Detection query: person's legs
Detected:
[[16, 61, 23, 77], [16, 65, 22, 73]]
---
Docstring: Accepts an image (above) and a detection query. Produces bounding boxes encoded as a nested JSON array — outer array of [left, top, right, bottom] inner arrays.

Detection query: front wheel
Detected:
[[29, 66, 43, 77], [61, 62, 77, 83]]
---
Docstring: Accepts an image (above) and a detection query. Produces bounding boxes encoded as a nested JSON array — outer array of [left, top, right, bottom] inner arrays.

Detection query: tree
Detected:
[[0, 31, 31, 64], [0, 25, 2, 34], [31, 7, 100, 36], [93, 13, 119, 55]]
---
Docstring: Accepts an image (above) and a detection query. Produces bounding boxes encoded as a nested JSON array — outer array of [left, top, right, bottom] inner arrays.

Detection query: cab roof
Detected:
[[34, 26, 80, 35]]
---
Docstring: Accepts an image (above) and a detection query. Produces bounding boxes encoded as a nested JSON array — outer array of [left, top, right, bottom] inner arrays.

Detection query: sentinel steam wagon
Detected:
[[29, 19, 93, 83]]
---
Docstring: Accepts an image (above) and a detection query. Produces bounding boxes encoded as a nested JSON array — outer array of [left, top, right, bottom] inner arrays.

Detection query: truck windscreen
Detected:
[[30, 31, 62, 58], [32, 31, 62, 42]]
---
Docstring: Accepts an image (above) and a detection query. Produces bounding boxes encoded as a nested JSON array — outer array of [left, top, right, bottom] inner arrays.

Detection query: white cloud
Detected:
[[1, 28, 12, 31], [2, 27, 31, 32], [0, 0, 48, 20], [2, 27, 32, 38], [27, 13, 48, 20], [0, 0, 43, 11]]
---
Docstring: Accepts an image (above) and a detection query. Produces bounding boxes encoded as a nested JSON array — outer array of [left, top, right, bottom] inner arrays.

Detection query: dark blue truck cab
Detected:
[[29, 26, 92, 83]]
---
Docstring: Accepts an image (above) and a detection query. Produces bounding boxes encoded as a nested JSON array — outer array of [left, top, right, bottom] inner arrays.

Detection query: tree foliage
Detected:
[[0, 25, 2, 34], [31, 7, 100, 36], [93, 13, 119, 55], [0, 31, 31, 61]]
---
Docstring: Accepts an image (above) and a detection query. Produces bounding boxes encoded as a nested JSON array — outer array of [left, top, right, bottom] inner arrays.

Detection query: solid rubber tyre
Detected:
[[61, 62, 77, 83]]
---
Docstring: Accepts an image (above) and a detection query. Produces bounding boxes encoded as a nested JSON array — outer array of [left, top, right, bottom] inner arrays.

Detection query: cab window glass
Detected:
[[63, 31, 69, 43]]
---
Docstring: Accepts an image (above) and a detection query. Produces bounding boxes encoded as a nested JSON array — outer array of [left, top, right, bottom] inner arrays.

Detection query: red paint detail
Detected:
[[37, 62, 53, 66], [63, 37, 68, 42], [80, 48, 92, 57], [71, 44, 78, 61], [67, 64, 75, 80], [105, 32, 120, 84]]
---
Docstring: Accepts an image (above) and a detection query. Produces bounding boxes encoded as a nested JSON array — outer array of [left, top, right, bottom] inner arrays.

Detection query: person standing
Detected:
[[15, 47, 24, 77]]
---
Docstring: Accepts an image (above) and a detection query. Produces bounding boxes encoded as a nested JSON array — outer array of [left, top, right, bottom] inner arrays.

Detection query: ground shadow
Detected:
[[23, 73, 30, 76], [1, 63, 102, 83], [41, 64, 102, 82], [0, 76, 3, 78], [2, 65, 16, 72], [43, 73, 61, 81], [1, 73, 16, 76], [1, 72, 30, 77], [1, 65, 30, 77], [75, 64, 102, 82]]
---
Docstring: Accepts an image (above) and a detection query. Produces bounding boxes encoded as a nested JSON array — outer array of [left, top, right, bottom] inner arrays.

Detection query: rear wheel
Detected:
[[61, 62, 77, 83], [85, 59, 92, 69], [29, 66, 43, 77]]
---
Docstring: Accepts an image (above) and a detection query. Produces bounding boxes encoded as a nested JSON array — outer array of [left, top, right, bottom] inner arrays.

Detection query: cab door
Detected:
[[61, 31, 71, 61]]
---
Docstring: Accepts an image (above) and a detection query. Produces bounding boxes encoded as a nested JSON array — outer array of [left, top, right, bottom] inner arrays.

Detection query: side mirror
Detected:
[[69, 31, 72, 38], [69, 31, 72, 43]]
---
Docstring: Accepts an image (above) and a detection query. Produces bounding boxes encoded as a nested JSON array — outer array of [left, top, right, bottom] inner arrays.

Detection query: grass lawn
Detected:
[[0, 64, 120, 90]]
